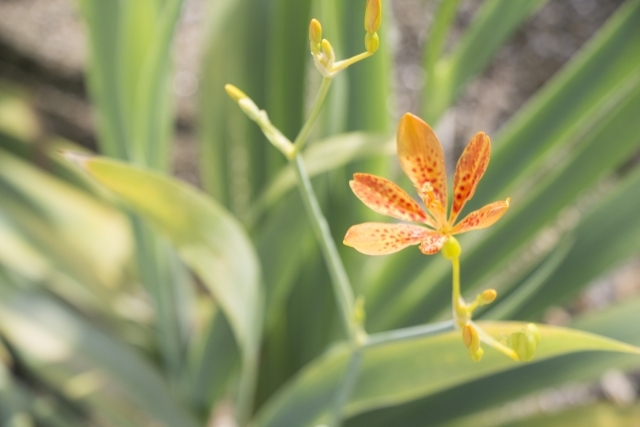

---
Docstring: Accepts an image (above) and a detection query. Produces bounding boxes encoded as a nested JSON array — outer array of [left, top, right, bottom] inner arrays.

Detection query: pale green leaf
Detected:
[[252, 322, 639, 427], [75, 156, 263, 360], [0, 285, 199, 427]]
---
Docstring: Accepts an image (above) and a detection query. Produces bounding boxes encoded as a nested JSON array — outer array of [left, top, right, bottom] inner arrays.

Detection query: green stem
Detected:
[[365, 321, 455, 348], [451, 257, 465, 327], [291, 77, 333, 155], [292, 155, 356, 340]]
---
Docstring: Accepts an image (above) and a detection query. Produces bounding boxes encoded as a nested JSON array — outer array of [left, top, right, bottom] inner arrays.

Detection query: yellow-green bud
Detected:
[[309, 19, 322, 44], [462, 324, 483, 362], [364, 0, 382, 34], [309, 19, 322, 53], [469, 347, 484, 362], [507, 327, 539, 362], [526, 323, 541, 345], [225, 84, 248, 103], [479, 289, 497, 305], [321, 39, 335, 68], [441, 236, 461, 260], [365, 32, 379, 54]]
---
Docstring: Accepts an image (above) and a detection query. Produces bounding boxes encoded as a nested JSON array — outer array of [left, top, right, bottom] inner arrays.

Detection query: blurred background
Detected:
[[1, 0, 640, 426]]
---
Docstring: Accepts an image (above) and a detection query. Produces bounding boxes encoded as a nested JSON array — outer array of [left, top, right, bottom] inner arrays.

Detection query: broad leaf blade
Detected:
[[0, 285, 200, 427], [74, 156, 263, 371], [252, 322, 639, 427]]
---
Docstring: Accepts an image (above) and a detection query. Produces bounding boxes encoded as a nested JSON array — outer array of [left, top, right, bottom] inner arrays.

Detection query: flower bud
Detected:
[[462, 323, 482, 361], [364, 0, 382, 34], [225, 84, 248, 103], [309, 19, 322, 45], [507, 324, 540, 362], [441, 236, 461, 260], [365, 32, 379, 54], [526, 323, 541, 345], [479, 289, 497, 305], [309, 19, 322, 54], [469, 347, 484, 362], [321, 39, 335, 69]]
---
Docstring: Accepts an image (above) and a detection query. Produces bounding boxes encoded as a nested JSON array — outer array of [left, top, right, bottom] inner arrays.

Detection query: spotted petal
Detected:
[[419, 233, 449, 255], [450, 131, 491, 223], [344, 223, 432, 255], [451, 199, 510, 234], [350, 173, 433, 226], [397, 113, 447, 211]]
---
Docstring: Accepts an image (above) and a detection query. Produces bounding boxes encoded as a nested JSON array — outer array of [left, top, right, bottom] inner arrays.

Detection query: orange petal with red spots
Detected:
[[419, 233, 449, 255], [350, 173, 434, 226], [397, 113, 448, 211], [451, 199, 510, 234], [450, 132, 491, 223], [343, 223, 432, 255]]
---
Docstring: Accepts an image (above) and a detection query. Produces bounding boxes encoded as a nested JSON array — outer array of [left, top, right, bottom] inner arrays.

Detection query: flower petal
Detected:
[[419, 233, 449, 255], [451, 199, 510, 234], [397, 113, 447, 211], [450, 131, 491, 223], [350, 173, 433, 225], [344, 223, 432, 255]]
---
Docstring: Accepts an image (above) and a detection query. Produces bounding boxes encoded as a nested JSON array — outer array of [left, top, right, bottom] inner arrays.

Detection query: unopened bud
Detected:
[[479, 289, 497, 305], [469, 347, 484, 362], [507, 324, 540, 362], [441, 236, 461, 260], [526, 323, 541, 345], [225, 84, 248, 103], [364, 32, 379, 54], [462, 323, 482, 361], [321, 39, 335, 69], [364, 0, 382, 34], [309, 19, 322, 46]]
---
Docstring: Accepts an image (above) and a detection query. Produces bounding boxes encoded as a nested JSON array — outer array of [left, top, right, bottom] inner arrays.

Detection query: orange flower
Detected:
[[344, 113, 510, 256]]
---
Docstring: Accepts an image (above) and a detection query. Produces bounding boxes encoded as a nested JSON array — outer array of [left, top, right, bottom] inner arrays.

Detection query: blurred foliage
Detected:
[[0, 0, 640, 426]]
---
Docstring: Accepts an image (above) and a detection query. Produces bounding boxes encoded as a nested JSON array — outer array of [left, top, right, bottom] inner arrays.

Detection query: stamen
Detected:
[[420, 182, 447, 227]]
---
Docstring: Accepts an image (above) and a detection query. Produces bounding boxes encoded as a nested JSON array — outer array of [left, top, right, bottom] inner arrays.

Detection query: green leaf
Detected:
[[515, 165, 640, 318], [76, 0, 128, 159], [73, 155, 264, 415], [346, 296, 640, 427], [464, 403, 640, 427], [474, 0, 640, 208], [0, 285, 200, 427], [0, 148, 132, 290], [78, 0, 183, 168], [423, 0, 549, 122], [252, 322, 639, 427]]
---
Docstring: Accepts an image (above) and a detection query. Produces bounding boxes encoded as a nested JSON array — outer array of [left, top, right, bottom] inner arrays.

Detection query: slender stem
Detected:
[[326, 350, 363, 427], [331, 51, 373, 73], [292, 155, 356, 340], [451, 257, 466, 327], [471, 321, 519, 361], [364, 321, 455, 348], [292, 77, 333, 155]]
